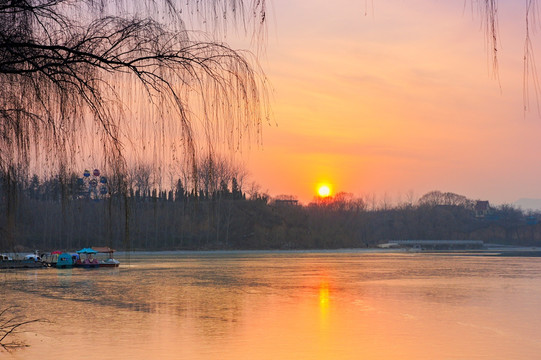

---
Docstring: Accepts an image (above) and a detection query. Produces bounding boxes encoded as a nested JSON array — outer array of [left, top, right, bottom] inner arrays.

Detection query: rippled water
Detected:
[[2, 251, 541, 359]]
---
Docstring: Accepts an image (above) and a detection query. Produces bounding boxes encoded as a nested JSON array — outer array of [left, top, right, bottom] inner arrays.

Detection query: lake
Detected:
[[2, 250, 541, 359]]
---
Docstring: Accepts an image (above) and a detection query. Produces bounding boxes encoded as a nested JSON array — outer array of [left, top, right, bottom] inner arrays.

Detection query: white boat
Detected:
[[92, 247, 120, 267], [24, 254, 42, 262]]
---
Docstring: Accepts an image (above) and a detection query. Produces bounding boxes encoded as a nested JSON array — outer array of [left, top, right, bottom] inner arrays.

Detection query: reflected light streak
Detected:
[[319, 280, 330, 307], [319, 279, 330, 316]]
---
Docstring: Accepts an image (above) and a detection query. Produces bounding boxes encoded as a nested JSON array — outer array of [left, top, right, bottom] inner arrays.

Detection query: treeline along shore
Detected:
[[1, 173, 541, 251]]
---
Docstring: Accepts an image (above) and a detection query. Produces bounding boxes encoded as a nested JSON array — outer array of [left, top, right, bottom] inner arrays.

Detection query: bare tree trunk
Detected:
[[3, 170, 17, 251]]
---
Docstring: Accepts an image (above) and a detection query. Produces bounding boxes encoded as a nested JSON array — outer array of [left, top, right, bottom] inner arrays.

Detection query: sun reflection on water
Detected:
[[319, 280, 330, 308]]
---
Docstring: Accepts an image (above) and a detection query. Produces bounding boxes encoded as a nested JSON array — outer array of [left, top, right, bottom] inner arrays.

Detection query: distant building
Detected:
[[274, 199, 299, 206], [474, 200, 490, 218]]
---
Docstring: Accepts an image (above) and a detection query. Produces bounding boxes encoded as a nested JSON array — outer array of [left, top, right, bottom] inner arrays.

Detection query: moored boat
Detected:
[[0, 254, 45, 269], [74, 248, 99, 268], [56, 252, 74, 268], [24, 253, 42, 262], [44, 247, 120, 269], [42, 251, 62, 267], [92, 247, 120, 267]]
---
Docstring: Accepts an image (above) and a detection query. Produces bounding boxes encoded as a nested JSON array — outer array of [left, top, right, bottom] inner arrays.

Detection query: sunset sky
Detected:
[[237, 0, 541, 205]]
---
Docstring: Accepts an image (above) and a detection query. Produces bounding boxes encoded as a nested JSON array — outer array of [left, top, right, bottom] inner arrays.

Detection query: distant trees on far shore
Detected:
[[1, 171, 541, 252]]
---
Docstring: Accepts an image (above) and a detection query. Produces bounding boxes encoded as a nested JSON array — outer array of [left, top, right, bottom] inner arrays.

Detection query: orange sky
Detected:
[[235, 0, 541, 205]]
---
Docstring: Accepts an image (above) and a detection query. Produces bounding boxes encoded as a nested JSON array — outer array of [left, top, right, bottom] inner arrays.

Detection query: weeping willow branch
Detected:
[[475, 0, 541, 113], [477, 0, 499, 80], [523, 0, 541, 113], [0, 0, 268, 183]]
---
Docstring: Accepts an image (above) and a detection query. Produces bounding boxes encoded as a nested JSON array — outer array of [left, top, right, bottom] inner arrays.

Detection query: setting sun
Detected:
[[318, 185, 331, 198]]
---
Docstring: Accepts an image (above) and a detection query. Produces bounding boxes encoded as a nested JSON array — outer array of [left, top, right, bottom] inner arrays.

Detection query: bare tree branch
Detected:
[[0, 306, 45, 351]]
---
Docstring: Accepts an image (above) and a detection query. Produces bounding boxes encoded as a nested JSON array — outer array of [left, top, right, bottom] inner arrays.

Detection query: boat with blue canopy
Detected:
[[75, 248, 99, 268], [56, 252, 74, 268]]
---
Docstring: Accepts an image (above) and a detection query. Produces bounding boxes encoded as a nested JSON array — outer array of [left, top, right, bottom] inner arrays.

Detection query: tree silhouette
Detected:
[[0, 0, 268, 180]]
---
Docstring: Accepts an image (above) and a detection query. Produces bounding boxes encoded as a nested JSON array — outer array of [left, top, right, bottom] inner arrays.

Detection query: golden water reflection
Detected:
[[319, 279, 330, 308], [2, 252, 541, 359]]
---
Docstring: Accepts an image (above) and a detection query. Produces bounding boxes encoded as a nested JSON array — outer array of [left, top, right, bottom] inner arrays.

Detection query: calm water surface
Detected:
[[2, 251, 541, 359]]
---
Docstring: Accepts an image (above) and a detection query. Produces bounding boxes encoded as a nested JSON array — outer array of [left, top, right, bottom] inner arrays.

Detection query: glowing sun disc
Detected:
[[318, 185, 331, 197]]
